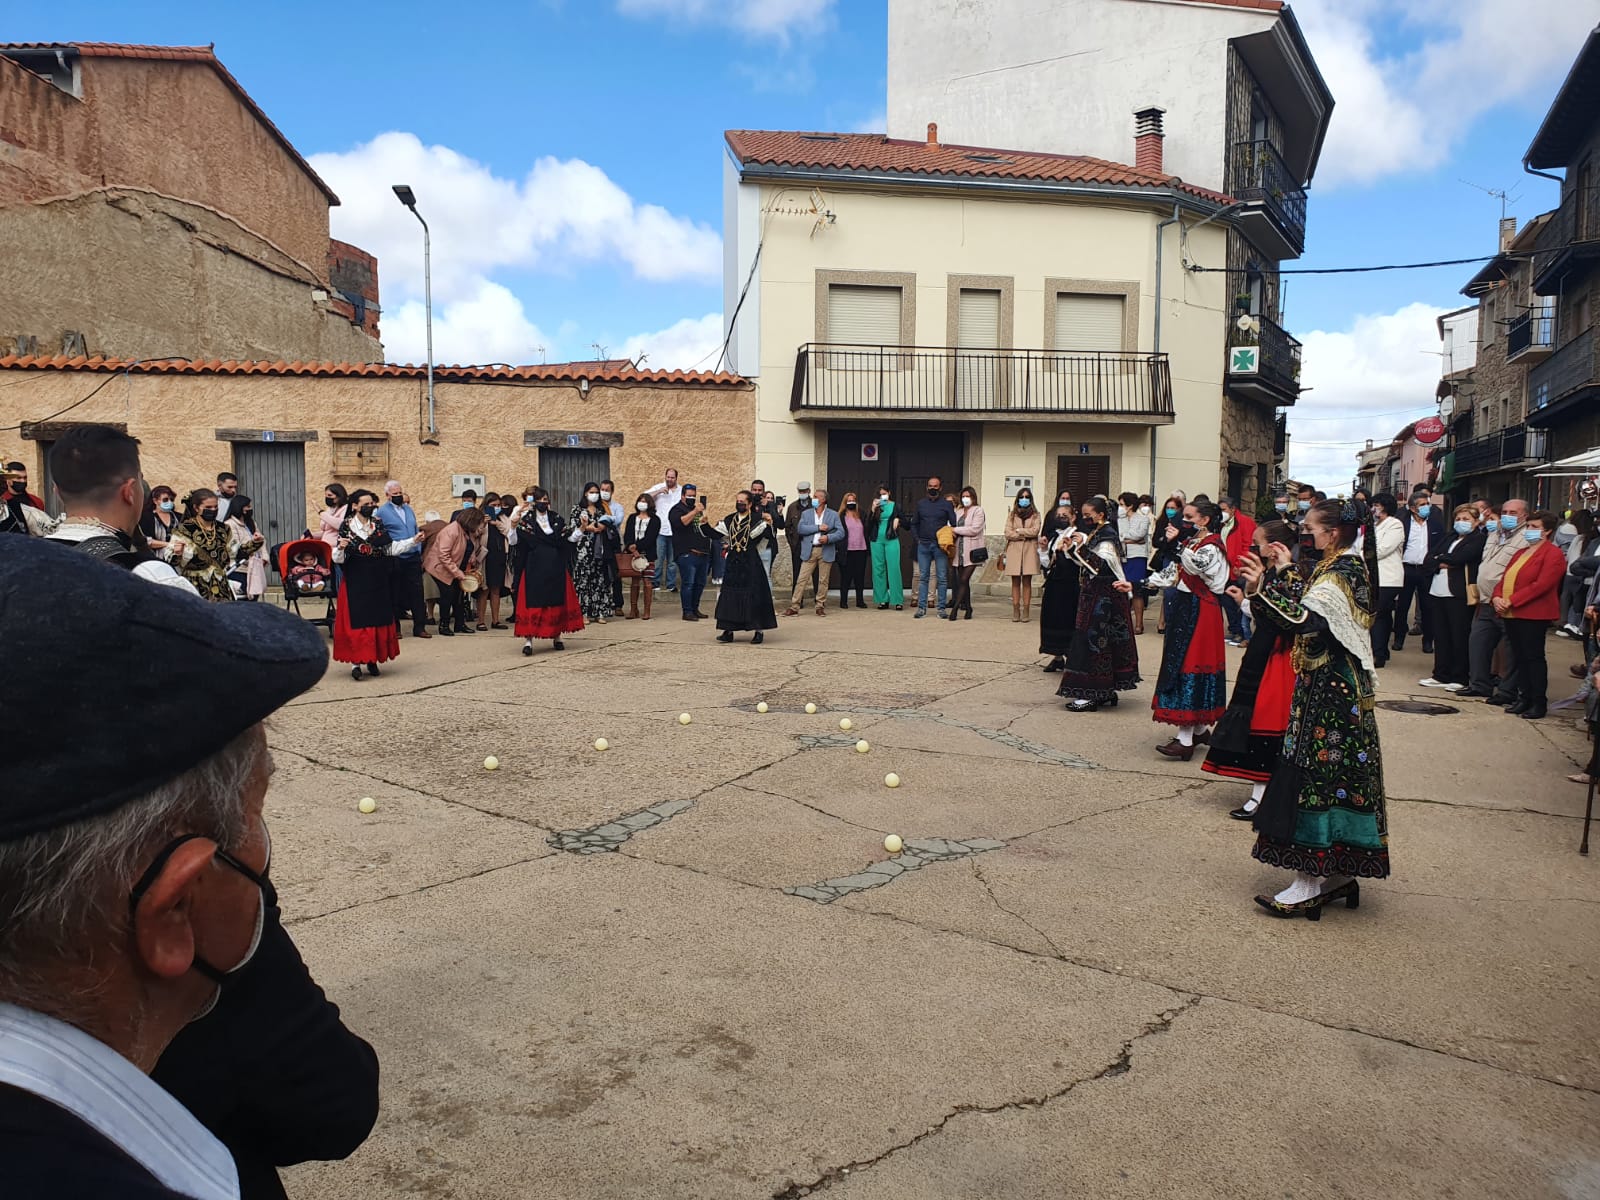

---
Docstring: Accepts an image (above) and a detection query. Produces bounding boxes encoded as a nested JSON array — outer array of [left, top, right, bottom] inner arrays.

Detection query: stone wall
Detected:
[[1218, 391, 1274, 507], [0, 190, 379, 363]]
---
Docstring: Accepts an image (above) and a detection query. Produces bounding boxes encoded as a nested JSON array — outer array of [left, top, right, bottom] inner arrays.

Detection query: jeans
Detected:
[[675, 552, 707, 615], [756, 542, 775, 584], [1504, 617, 1549, 708], [656, 535, 678, 589], [916, 541, 948, 611], [1468, 604, 1517, 696], [1220, 590, 1249, 640], [1394, 563, 1433, 646], [390, 556, 427, 635], [1371, 585, 1399, 666]]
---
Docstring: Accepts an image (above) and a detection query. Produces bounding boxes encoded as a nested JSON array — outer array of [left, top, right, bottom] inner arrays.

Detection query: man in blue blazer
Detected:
[[786, 486, 845, 616]]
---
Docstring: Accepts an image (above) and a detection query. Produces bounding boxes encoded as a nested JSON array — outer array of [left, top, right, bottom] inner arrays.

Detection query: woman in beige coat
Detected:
[[1001, 487, 1042, 622]]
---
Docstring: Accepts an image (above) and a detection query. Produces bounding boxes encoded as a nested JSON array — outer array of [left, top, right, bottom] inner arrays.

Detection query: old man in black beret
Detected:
[[0, 538, 377, 1199]]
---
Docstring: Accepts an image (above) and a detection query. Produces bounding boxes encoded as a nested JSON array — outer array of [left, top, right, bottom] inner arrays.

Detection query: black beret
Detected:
[[0, 538, 328, 840]]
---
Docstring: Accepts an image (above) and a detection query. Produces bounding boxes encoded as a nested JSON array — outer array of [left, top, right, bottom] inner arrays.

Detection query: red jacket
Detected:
[[1223, 511, 1258, 572], [1493, 539, 1565, 621]]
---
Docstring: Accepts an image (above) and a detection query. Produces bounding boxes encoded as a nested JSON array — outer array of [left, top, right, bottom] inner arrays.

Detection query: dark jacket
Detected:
[[2, 1084, 192, 1198], [623, 513, 662, 560], [152, 903, 380, 1200], [1398, 506, 1447, 557], [1427, 528, 1487, 600], [910, 496, 956, 543]]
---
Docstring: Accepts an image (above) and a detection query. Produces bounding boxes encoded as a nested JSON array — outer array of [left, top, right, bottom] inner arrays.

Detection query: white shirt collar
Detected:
[[0, 1004, 239, 1200]]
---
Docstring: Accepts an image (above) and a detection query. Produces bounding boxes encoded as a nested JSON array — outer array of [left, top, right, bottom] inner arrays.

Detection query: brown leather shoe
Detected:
[[413, 629, 433, 639], [1156, 739, 1195, 761], [784, 608, 801, 616]]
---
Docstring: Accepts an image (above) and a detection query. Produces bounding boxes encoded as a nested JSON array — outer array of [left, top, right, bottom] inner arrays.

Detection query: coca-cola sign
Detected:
[[1413, 416, 1446, 446]]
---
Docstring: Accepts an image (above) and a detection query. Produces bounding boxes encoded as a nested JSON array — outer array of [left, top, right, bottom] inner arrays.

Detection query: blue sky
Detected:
[[12, 0, 1599, 488]]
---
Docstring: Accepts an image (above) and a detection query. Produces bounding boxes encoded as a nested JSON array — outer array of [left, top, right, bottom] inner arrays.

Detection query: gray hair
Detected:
[[0, 728, 261, 1005]]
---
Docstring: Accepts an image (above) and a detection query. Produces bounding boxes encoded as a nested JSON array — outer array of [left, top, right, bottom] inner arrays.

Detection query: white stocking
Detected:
[[1242, 781, 1265, 814], [1273, 872, 1325, 905], [1177, 725, 1195, 747]]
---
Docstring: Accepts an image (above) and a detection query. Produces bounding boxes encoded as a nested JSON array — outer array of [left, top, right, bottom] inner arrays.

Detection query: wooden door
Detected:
[[234, 441, 308, 552], [1055, 455, 1110, 506]]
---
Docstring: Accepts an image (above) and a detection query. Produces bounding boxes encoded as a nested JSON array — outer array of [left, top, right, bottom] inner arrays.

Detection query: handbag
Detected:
[[969, 547, 989, 564], [1466, 582, 1481, 607], [615, 552, 641, 579]]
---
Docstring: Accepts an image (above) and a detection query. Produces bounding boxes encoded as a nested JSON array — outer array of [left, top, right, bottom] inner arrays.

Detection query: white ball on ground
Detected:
[[678, 713, 692, 726], [884, 834, 903, 854], [885, 773, 901, 788], [805, 702, 818, 715], [483, 756, 499, 771], [594, 738, 609, 752], [856, 740, 870, 754], [756, 702, 769, 714], [839, 718, 853, 731], [358, 797, 377, 814]]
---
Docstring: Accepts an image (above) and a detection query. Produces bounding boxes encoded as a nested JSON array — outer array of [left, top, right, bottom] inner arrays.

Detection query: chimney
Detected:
[[927, 122, 938, 147], [1135, 107, 1166, 173], [1498, 216, 1518, 252]]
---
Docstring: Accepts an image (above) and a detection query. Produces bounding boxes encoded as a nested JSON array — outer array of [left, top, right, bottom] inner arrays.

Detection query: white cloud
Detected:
[[1288, 301, 1448, 492], [307, 132, 721, 304], [1295, 0, 1598, 188], [384, 281, 552, 368], [616, 0, 834, 39], [618, 313, 725, 371]]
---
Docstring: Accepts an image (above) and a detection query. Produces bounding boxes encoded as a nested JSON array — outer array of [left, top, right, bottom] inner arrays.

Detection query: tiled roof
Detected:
[[0, 42, 340, 205], [0, 355, 747, 388], [724, 131, 1234, 205]]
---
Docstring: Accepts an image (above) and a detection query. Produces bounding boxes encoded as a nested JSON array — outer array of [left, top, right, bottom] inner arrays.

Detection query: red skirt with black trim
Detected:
[[332, 579, 400, 665], [515, 575, 586, 639]]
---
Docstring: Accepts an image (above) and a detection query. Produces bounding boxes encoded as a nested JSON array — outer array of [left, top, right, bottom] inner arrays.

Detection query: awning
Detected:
[[1527, 446, 1600, 477]]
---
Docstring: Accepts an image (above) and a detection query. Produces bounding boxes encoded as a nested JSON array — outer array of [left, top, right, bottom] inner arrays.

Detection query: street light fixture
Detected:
[[392, 184, 436, 439]]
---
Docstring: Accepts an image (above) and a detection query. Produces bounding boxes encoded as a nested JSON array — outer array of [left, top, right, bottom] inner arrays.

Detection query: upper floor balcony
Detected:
[[1452, 423, 1548, 478], [1230, 140, 1308, 261], [1226, 312, 1302, 407], [1528, 325, 1599, 427], [1506, 301, 1555, 363], [1531, 186, 1600, 295], [789, 344, 1174, 424]]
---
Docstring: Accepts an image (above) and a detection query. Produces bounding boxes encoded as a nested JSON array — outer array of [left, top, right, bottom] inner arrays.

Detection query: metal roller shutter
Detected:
[[827, 285, 903, 345], [1054, 294, 1125, 352]]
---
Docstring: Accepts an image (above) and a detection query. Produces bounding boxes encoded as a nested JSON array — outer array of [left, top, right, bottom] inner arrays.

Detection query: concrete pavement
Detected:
[[270, 596, 1600, 1199]]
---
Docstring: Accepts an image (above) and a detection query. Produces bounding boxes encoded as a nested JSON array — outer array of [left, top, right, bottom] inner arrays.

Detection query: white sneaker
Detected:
[[1441, 682, 1464, 692], [1418, 677, 1445, 687]]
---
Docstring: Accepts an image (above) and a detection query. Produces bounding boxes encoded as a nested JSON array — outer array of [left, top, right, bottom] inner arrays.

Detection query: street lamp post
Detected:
[[391, 184, 436, 438]]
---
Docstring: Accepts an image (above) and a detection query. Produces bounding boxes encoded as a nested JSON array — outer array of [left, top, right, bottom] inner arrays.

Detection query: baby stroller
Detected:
[[274, 538, 335, 635]]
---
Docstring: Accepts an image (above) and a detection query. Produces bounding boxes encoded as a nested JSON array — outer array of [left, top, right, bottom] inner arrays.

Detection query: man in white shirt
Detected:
[[215, 472, 239, 523], [0, 537, 330, 1199], [646, 468, 682, 592], [1393, 491, 1439, 654]]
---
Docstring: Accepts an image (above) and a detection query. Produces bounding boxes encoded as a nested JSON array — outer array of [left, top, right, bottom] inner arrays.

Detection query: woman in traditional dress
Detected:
[[332, 488, 426, 682], [570, 482, 615, 624], [170, 488, 248, 603], [1151, 498, 1229, 759], [1203, 519, 1300, 818], [712, 490, 778, 645], [513, 485, 585, 656], [869, 485, 903, 610], [1057, 496, 1140, 712], [1002, 487, 1042, 623], [1240, 498, 1388, 920], [224, 494, 269, 600], [1038, 497, 1081, 673]]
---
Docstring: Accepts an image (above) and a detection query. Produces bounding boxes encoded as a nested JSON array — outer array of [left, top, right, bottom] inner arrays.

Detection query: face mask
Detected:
[[1165, 508, 1178, 519], [487, 506, 500, 518], [1417, 505, 1432, 519], [1523, 527, 1542, 543], [462, 500, 475, 509], [7, 481, 24, 494], [737, 502, 749, 513], [585, 492, 599, 503], [600, 490, 611, 501], [928, 487, 940, 497], [1116, 505, 1127, 518], [812, 497, 822, 508], [359, 505, 376, 518], [1448, 519, 1473, 535], [388, 495, 404, 506], [536, 501, 550, 511], [1059, 498, 1071, 508], [1180, 521, 1197, 537], [1298, 500, 1312, 513], [798, 493, 810, 503], [961, 497, 974, 508], [637, 501, 650, 512], [1018, 497, 1031, 508], [846, 501, 858, 508], [1275, 502, 1288, 513], [200, 507, 218, 521], [880, 494, 890, 502], [159, 500, 175, 512], [1499, 514, 1518, 532]]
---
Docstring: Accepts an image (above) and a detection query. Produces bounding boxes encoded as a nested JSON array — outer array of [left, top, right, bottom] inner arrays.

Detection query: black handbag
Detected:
[[969, 547, 989, 564]]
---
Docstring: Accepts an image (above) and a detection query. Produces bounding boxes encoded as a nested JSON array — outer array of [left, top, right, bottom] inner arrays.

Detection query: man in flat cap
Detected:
[[0, 539, 376, 1199]]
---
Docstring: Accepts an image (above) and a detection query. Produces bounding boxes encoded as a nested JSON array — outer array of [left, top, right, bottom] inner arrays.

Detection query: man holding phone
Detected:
[[669, 483, 713, 620]]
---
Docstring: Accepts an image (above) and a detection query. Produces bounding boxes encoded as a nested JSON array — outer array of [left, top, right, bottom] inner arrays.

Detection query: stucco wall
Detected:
[[750, 179, 1230, 505], [0, 190, 379, 363], [0, 55, 332, 272], [887, 0, 1275, 193], [0, 369, 755, 533]]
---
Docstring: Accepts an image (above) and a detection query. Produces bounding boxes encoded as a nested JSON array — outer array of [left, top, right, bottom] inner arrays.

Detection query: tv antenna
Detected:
[[1459, 179, 1521, 219]]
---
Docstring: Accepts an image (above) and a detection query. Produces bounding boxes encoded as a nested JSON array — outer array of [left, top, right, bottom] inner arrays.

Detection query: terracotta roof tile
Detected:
[[724, 131, 1233, 205], [0, 354, 746, 388], [0, 42, 340, 205]]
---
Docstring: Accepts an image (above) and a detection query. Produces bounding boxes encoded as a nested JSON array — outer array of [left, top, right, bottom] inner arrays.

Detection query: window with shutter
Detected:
[[330, 432, 391, 478], [1054, 294, 1125, 352], [955, 289, 1003, 409], [827, 285, 903, 345]]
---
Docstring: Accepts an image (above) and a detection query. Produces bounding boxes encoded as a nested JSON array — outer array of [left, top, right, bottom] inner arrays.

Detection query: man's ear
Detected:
[[131, 839, 215, 980]]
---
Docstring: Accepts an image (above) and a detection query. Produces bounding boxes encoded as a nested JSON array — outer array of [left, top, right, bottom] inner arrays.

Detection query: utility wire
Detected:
[[0, 357, 190, 433], [1188, 238, 1600, 277]]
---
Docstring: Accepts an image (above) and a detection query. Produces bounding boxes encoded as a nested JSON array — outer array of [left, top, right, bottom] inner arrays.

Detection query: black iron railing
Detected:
[[1529, 326, 1597, 414], [1231, 140, 1308, 254], [1507, 302, 1555, 359], [1228, 313, 1302, 397], [790, 344, 1174, 417], [1455, 424, 1548, 475]]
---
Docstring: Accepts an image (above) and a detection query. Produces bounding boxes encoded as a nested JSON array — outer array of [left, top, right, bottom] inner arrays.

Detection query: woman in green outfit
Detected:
[[869, 485, 904, 609], [1239, 497, 1389, 921]]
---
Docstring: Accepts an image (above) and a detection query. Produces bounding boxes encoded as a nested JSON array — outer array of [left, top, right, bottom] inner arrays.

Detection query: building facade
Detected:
[[0, 43, 380, 362], [0, 357, 752, 545]]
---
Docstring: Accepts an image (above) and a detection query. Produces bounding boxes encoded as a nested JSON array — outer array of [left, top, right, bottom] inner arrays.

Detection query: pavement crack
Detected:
[[283, 853, 551, 926], [970, 859, 1066, 956], [770, 996, 1201, 1197], [783, 838, 1007, 904]]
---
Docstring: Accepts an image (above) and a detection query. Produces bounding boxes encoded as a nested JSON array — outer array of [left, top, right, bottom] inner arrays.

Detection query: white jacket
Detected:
[[1373, 516, 1404, 588]]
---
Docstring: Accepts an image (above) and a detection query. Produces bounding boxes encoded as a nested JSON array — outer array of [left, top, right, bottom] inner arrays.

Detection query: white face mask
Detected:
[[525, 495, 536, 504], [637, 501, 650, 512], [600, 490, 611, 501], [961, 497, 974, 507], [585, 492, 599, 503], [1139, 504, 1151, 514]]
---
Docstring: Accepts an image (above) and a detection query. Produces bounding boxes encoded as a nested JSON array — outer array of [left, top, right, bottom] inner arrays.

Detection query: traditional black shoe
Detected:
[[1321, 880, 1361, 909], [1421, 641, 1433, 655], [878, 603, 889, 610], [522, 644, 534, 657], [366, 663, 381, 677], [1519, 706, 1547, 720], [752, 631, 765, 644], [1253, 894, 1324, 921], [1507, 699, 1530, 715], [1043, 657, 1065, 673], [350, 666, 364, 681], [456, 625, 476, 634], [1457, 686, 1490, 698], [553, 639, 565, 651], [1229, 805, 1257, 821], [1064, 699, 1098, 713], [717, 630, 734, 643]]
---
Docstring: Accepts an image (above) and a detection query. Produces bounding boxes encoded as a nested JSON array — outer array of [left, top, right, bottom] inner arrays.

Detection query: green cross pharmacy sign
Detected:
[[1230, 346, 1260, 374]]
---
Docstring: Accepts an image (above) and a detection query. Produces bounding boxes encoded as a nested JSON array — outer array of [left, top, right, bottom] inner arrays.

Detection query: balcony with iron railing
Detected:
[[1453, 423, 1548, 477], [1506, 301, 1555, 362], [788, 344, 1175, 422], [1226, 312, 1302, 405], [1528, 326, 1599, 424], [1230, 140, 1308, 259], [1532, 186, 1600, 295]]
